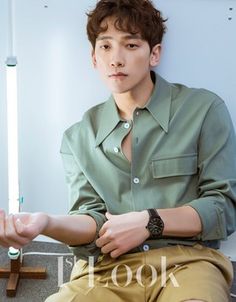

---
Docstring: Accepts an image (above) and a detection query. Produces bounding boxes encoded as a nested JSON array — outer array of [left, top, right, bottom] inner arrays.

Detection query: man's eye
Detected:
[[100, 45, 110, 50], [127, 44, 138, 49]]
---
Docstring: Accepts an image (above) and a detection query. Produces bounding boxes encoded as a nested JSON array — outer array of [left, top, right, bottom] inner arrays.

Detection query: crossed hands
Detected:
[[0, 209, 48, 249], [0, 209, 150, 257], [96, 211, 150, 258]]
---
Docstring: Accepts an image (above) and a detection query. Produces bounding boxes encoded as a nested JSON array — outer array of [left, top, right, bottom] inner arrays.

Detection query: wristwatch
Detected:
[[145, 208, 164, 239]]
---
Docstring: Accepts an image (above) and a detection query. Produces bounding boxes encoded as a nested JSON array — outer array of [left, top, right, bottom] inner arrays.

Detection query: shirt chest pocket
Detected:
[[151, 154, 198, 178]]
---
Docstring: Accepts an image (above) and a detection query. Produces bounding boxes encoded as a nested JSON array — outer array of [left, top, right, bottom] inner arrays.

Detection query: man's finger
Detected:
[[98, 221, 109, 237], [101, 241, 116, 254], [15, 218, 25, 235], [0, 209, 5, 234], [105, 212, 112, 219], [98, 226, 105, 237], [0, 210, 9, 247], [5, 215, 29, 248], [96, 229, 112, 247]]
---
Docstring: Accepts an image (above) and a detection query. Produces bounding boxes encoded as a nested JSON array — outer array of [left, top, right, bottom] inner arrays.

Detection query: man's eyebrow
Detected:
[[96, 34, 142, 41]]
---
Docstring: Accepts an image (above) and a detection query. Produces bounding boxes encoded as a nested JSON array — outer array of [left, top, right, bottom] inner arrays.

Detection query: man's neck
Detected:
[[113, 73, 154, 121]]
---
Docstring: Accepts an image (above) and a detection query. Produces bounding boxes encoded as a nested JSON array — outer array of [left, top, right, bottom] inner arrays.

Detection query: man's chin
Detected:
[[109, 86, 131, 95]]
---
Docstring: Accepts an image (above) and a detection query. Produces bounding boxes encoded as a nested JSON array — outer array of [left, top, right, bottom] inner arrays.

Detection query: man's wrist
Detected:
[[41, 213, 51, 236], [141, 210, 149, 224], [140, 210, 150, 238]]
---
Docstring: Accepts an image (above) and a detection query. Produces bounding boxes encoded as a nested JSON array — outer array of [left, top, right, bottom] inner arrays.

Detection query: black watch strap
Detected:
[[147, 208, 159, 218]]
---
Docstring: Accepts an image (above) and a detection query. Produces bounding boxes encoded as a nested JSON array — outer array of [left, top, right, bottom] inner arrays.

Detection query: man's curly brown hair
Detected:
[[86, 0, 167, 51]]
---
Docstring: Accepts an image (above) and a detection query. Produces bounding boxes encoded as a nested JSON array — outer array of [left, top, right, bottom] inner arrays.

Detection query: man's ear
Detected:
[[91, 49, 97, 68], [150, 44, 162, 67]]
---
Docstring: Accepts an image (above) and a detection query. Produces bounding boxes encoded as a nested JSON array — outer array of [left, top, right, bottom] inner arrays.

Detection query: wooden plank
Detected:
[[0, 268, 10, 278], [20, 267, 47, 279], [6, 273, 20, 297], [10, 258, 21, 273]]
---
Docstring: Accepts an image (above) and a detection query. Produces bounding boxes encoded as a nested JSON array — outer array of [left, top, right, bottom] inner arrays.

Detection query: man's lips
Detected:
[[109, 72, 128, 77]]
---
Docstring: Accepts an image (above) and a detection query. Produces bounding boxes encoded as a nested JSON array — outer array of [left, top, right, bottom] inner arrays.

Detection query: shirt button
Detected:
[[136, 111, 140, 116], [133, 177, 140, 184], [113, 147, 119, 153], [124, 122, 130, 129], [143, 244, 150, 252]]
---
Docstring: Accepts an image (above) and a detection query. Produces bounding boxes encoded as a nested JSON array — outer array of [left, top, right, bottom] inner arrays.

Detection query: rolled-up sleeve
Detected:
[[60, 132, 107, 261], [187, 100, 236, 241]]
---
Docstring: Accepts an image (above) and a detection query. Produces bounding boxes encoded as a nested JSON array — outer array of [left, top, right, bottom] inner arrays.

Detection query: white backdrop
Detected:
[[0, 0, 236, 256]]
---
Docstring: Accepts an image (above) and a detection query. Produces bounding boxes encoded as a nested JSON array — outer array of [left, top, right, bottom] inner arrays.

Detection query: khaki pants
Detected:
[[45, 244, 233, 302]]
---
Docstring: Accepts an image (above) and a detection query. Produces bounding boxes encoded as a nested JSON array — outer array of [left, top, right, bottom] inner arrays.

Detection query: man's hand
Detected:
[[96, 211, 150, 258], [0, 209, 49, 249]]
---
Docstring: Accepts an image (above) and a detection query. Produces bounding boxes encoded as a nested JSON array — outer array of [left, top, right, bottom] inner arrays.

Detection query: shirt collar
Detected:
[[95, 95, 121, 147], [95, 70, 172, 147], [145, 71, 172, 134]]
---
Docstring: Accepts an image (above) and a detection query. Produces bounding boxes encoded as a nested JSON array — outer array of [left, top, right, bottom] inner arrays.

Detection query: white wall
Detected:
[[0, 0, 236, 254], [157, 0, 236, 129], [15, 0, 105, 242]]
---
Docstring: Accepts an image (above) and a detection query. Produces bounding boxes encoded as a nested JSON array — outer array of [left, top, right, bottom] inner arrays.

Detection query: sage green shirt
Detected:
[[60, 71, 236, 262]]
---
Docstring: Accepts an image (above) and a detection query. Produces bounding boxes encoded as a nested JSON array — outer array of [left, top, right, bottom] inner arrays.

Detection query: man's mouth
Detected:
[[109, 72, 128, 78]]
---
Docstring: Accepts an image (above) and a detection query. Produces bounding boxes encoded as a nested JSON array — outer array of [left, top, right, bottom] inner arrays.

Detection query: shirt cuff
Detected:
[[67, 210, 106, 263], [187, 196, 227, 241]]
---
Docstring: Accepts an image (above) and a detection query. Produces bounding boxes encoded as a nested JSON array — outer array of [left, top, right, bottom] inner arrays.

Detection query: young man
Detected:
[[1, 0, 236, 301]]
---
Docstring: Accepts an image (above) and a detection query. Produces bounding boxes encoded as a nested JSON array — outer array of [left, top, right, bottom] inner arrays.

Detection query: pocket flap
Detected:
[[152, 154, 198, 178]]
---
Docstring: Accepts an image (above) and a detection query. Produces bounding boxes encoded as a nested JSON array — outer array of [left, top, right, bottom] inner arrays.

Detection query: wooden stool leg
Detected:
[[6, 273, 20, 297], [11, 257, 21, 272], [0, 267, 10, 278], [0, 252, 47, 297]]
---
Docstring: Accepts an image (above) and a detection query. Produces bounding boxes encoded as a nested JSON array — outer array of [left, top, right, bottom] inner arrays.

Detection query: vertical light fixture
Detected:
[[6, 58, 19, 215], [6, 0, 20, 259]]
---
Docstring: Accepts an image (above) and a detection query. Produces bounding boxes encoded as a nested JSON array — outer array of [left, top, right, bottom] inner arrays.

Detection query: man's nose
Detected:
[[110, 51, 125, 68], [110, 60, 125, 68]]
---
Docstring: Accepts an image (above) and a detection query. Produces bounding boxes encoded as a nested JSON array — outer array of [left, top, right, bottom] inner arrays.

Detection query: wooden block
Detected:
[[20, 267, 47, 279], [10, 258, 21, 273], [6, 273, 20, 297], [0, 268, 10, 278]]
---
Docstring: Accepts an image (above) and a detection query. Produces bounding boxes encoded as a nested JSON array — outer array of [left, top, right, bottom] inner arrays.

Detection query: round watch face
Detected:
[[148, 217, 164, 237]]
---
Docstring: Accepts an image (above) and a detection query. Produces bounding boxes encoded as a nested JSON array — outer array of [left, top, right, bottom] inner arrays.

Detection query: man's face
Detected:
[[92, 17, 161, 94]]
